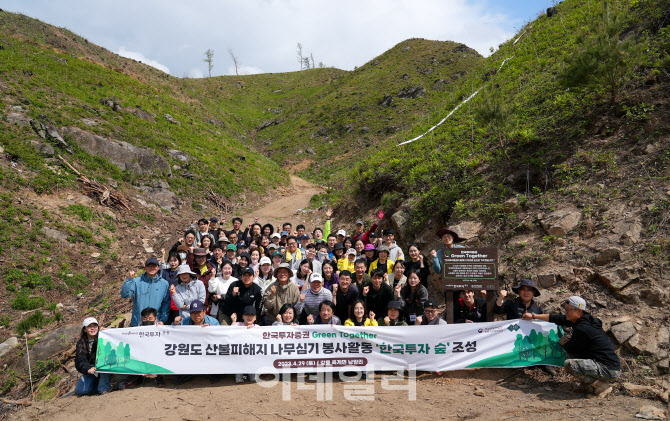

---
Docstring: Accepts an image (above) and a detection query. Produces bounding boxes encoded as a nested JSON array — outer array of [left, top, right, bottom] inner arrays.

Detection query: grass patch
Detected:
[[16, 311, 46, 335], [11, 291, 47, 310]]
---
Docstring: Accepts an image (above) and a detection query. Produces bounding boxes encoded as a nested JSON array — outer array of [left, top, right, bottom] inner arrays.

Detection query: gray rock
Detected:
[[540, 209, 581, 237], [449, 221, 482, 241], [379, 95, 394, 107], [640, 288, 665, 306], [635, 405, 666, 420], [81, 118, 98, 126], [45, 123, 73, 153], [168, 149, 190, 163], [15, 324, 81, 373], [164, 114, 181, 126], [43, 227, 69, 241], [432, 79, 450, 91], [397, 85, 426, 99], [38, 143, 55, 157], [610, 321, 637, 344], [0, 337, 19, 358], [306, 148, 315, 155], [30, 119, 47, 139], [342, 124, 354, 133], [391, 211, 409, 240], [360, 127, 370, 133], [128, 107, 155, 122], [5, 112, 30, 126], [612, 219, 642, 244], [137, 184, 177, 211], [536, 274, 556, 288], [61, 126, 171, 175], [594, 248, 620, 266], [626, 332, 660, 357]]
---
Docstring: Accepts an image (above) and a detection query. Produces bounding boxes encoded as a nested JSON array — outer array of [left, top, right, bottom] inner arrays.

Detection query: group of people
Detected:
[[74, 213, 622, 398]]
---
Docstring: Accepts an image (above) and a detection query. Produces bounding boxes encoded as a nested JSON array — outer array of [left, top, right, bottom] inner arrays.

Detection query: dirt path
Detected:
[[240, 175, 324, 231], [9, 370, 665, 421]]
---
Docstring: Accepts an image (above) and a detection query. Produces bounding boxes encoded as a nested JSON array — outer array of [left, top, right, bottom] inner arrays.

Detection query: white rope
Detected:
[[397, 56, 514, 147]]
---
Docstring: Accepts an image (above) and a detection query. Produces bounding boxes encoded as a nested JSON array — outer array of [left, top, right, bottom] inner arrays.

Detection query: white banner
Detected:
[[96, 320, 565, 375]]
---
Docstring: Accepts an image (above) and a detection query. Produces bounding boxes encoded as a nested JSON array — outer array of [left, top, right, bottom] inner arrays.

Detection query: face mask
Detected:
[[179, 253, 187, 260], [317, 251, 327, 262]]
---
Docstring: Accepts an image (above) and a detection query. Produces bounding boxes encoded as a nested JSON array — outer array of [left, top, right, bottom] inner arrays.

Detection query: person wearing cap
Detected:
[[171, 264, 206, 319], [224, 267, 263, 322], [430, 228, 466, 275], [271, 250, 283, 269], [338, 248, 358, 273], [208, 217, 221, 242], [299, 234, 311, 252], [255, 256, 275, 293], [332, 270, 359, 323], [237, 241, 248, 255], [74, 317, 111, 395], [352, 210, 385, 245], [270, 232, 282, 246], [378, 300, 408, 326], [225, 244, 238, 264], [417, 301, 447, 325], [175, 300, 220, 326], [494, 279, 543, 320], [523, 296, 621, 397], [279, 231, 289, 246], [363, 268, 395, 320], [368, 244, 395, 275], [295, 272, 333, 324], [454, 290, 487, 323], [121, 257, 171, 326], [283, 235, 304, 272], [263, 263, 301, 323], [190, 248, 215, 310], [363, 243, 376, 270], [335, 229, 347, 245], [381, 228, 405, 262]]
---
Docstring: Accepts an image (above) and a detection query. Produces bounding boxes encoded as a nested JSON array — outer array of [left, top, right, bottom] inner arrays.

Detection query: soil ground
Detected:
[[9, 370, 666, 421]]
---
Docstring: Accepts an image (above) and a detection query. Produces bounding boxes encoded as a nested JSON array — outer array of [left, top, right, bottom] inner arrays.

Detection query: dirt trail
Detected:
[[240, 175, 324, 231], [9, 370, 664, 421]]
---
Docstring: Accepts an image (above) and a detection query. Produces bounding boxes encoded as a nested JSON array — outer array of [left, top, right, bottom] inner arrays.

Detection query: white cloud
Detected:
[[116, 47, 171, 74], [228, 65, 264, 76], [185, 68, 204, 78]]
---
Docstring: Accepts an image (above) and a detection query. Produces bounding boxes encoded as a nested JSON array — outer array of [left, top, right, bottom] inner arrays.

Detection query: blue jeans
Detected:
[[75, 373, 111, 395]]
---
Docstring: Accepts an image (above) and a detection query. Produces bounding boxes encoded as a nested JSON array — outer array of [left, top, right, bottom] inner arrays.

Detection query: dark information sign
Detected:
[[442, 248, 499, 290]]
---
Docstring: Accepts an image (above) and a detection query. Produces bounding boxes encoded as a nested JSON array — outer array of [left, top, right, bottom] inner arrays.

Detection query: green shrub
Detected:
[[11, 292, 46, 310], [16, 311, 46, 335]]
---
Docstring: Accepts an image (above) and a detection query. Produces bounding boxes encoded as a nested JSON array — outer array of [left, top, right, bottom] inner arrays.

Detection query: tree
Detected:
[[310, 53, 315, 69], [303, 57, 311, 70], [297, 43, 304, 70], [124, 344, 131, 367], [318, 62, 325, 68], [514, 334, 523, 360], [228, 48, 240, 76], [116, 342, 125, 367], [203, 49, 214, 77]]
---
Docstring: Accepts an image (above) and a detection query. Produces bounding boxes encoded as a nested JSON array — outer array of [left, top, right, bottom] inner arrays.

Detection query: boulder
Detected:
[[391, 210, 410, 241], [379, 95, 394, 107], [61, 126, 171, 175], [164, 114, 181, 126], [127, 107, 155, 122], [546, 7, 558, 17], [38, 143, 55, 157], [43, 227, 69, 242], [5, 112, 30, 126], [449, 221, 482, 242], [14, 324, 81, 372], [397, 85, 426, 99], [610, 321, 637, 344], [168, 149, 190, 163], [137, 184, 177, 211], [640, 288, 666, 306], [626, 332, 660, 357], [635, 406, 667, 420], [540, 209, 581, 237], [594, 248, 620, 266], [0, 337, 19, 358], [612, 219, 642, 244], [536, 273, 556, 288]]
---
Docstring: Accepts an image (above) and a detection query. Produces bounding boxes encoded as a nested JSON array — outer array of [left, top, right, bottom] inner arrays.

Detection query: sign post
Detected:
[[441, 248, 499, 323]]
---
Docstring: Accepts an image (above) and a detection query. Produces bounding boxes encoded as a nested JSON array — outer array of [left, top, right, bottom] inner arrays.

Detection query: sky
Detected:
[[0, 0, 556, 78]]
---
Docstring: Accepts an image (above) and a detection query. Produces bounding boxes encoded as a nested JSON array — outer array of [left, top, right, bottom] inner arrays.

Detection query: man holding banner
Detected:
[[523, 296, 621, 398]]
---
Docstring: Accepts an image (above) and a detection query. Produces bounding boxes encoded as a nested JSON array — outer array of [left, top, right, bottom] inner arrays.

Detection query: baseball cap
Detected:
[[300, 234, 310, 240], [209, 217, 218, 222], [82, 317, 98, 327], [268, 243, 278, 249], [346, 248, 357, 256], [364, 243, 376, 251], [271, 233, 281, 239], [337, 229, 346, 237], [310, 273, 323, 283], [227, 244, 237, 251], [144, 257, 159, 266], [243, 305, 257, 315], [564, 296, 587, 311], [355, 220, 364, 226], [424, 300, 438, 309], [260, 256, 271, 266], [272, 251, 283, 258], [241, 267, 255, 276], [189, 301, 204, 312], [281, 231, 289, 237], [237, 241, 247, 248]]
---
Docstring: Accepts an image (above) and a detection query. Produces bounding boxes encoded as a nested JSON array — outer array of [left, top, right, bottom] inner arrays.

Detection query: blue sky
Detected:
[[0, 0, 557, 77]]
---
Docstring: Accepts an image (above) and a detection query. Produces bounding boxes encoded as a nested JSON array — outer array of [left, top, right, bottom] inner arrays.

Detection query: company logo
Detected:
[[477, 326, 505, 334], [507, 324, 520, 332]]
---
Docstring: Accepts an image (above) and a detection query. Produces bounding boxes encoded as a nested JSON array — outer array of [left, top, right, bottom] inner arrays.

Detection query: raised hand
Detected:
[[384, 316, 390, 325], [300, 293, 306, 302], [415, 315, 423, 325], [325, 208, 333, 218], [231, 313, 237, 324], [394, 284, 402, 297], [169, 284, 176, 294], [307, 314, 314, 324], [332, 284, 339, 294], [377, 210, 385, 219], [430, 249, 437, 258], [369, 311, 375, 320], [363, 286, 370, 296], [128, 270, 136, 279], [233, 287, 239, 296], [174, 316, 183, 325]]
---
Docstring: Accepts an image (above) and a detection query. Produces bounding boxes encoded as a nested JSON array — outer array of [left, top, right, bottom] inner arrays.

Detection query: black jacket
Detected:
[[455, 297, 487, 323], [549, 313, 621, 370], [365, 283, 394, 319], [494, 297, 543, 320], [74, 337, 96, 375], [403, 260, 430, 287], [224, 280, 263, 320]]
